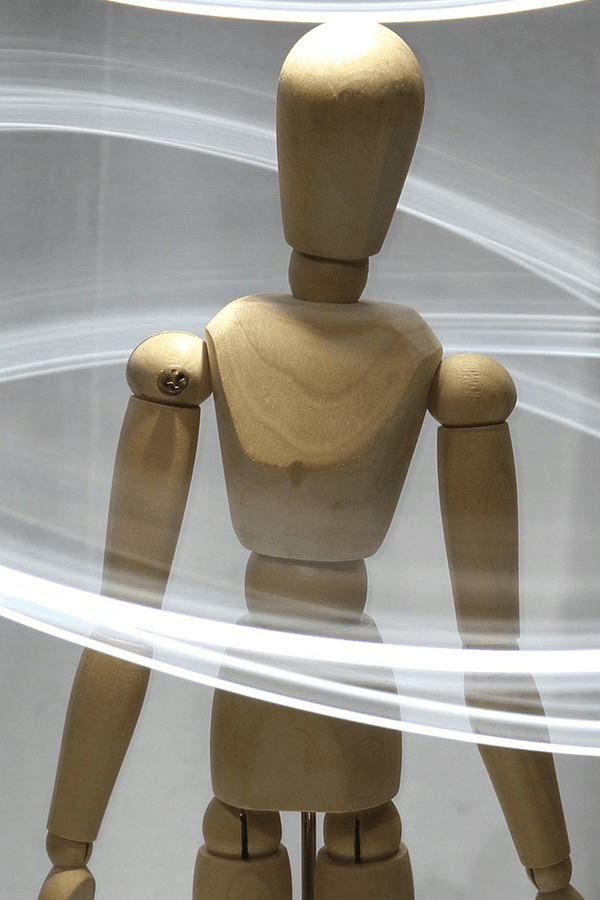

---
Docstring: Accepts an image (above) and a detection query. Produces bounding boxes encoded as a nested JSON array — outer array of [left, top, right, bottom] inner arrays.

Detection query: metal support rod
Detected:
[[301, 811, 316, 900]]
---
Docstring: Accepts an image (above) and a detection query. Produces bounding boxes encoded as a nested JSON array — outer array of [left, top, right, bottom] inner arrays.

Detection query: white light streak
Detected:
[[0, 55, 598, 753], [103, 0, 590, 24]]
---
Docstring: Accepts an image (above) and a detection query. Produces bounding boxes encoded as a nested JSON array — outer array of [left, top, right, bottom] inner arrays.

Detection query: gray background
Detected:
[[0, 0, 598, 897]]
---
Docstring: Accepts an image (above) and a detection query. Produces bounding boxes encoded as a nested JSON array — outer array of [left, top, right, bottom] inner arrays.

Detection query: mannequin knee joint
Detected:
[[203, 797, 281, 860], [324, 802, 401, 863]]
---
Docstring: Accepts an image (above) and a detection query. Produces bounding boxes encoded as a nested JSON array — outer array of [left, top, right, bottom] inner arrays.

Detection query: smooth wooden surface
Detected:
[[315, 843, 414, 900], [207, 294, 441, 560], [47, 648, 151, 842], [428, 353, 517, 427], [102, 395, 200, 607], [197, 799, 290, 899], [474, 741, 570, 870], [211, 686, 401, 814], [244, 554, 367, 623], [528, 858, 573, 892], [203, 798, 282, 859], [193, 845, 292, 900], [38, 867, 95, 900], [324, 802, 402, 863], [288, 251, 368, 304], [278, 22, 424, 260], [437, 423, 520, 647], [466, 671, 570, 871], [45, 834, 92, 868], [126, 331, 211, 407], [532, 887, 584, 900], [434, 364, 580, 892], [43, 376, 202, 888], [212, 554, 401, 813]]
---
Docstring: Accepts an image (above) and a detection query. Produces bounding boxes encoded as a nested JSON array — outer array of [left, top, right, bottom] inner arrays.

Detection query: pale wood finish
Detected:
[[288, 251, 368, 304], [197, 798, 290, 900], [315, 843, 414, 900], [38, 866, 95, 900], [46, 834, 92, 868], [324, 802, 402, 863], [193, 845, 292, 900], [428, 353, 517, 427], [466, 671, 570, 871], [212, 555, 401, 813], [278, 22, 424, 260], [211, 687, 401, 815], [245, 554, 367, 623], [102, 396, 200, 607], [532, 887, 584, 900], [206, 294, 441, 560], [436, 423, 519, 647], [47, 648, 151, 842], [126, 331, 211, 407], [436, 387, 574, 882], [528, 858, 573, 892], [203, 798, 282, 859], [43, 384, 201, 876], [475, 742, 570, 870]]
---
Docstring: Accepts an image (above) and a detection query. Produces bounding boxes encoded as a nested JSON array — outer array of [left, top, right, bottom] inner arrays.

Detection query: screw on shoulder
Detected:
[[157, 365, 189, 395]]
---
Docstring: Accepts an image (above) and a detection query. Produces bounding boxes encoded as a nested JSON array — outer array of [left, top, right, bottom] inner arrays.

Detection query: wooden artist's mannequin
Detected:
[[38, 21, 584, 900]]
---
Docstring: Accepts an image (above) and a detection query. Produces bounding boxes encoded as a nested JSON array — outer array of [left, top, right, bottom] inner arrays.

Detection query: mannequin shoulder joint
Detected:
[[428, 352, 516, 427], [126, 331, 212, 407]]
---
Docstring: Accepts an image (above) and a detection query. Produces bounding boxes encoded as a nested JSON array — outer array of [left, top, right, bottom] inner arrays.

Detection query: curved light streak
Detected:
[[1, 310, 600, 439], [3, 564, 600, 755], [103, 0, 590, 24], [0, 77, 595, 312], [0, 65, 598, 751]]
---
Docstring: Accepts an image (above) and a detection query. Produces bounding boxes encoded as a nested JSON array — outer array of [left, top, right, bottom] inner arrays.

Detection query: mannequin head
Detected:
[[277, 21, 424, 270]]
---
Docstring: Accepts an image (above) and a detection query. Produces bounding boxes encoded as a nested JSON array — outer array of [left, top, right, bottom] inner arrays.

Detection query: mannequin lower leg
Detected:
[[194, 798, 292, 900], [316, 802, 413, 900]]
